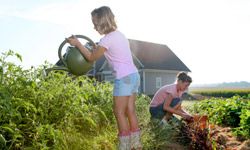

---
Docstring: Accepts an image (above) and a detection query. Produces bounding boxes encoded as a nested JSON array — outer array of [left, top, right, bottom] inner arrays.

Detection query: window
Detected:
[[156, 77, 162, 88]]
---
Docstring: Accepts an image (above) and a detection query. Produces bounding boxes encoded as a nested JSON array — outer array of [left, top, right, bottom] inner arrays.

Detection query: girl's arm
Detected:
[[163, 95, 192, 120], [66, 35, 106, 63], [176, 103, 193, 121], [178, 105, 192, 116], [163, 94, 185, 117]]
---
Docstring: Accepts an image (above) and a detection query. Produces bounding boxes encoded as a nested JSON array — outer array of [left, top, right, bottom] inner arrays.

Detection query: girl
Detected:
[[149, 72, 193, 123], [67, 6, 142, 150]]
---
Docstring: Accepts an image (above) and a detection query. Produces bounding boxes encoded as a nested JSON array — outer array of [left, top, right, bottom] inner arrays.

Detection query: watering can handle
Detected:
[[58, 35, 96, 67]]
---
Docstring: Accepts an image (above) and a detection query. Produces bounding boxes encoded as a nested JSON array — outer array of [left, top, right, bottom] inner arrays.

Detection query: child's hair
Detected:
[[91, 6, 117, 34], [177, 72, 192, 83]]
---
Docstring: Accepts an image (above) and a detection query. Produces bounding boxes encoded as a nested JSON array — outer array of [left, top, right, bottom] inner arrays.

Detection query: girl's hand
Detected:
[[66, 35, 81, 47], [182, 114, 193, 122]]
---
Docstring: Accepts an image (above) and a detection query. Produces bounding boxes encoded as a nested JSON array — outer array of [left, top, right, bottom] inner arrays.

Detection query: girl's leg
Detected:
[[113, 72, 141, 149], [127, 93, 139, 131], [113, 96, 130, 134], [127, 93, 142, 150], [113, 96, 131, 150]]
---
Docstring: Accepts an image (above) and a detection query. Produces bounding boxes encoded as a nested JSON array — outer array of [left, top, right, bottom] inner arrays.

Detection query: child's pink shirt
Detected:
[[98, 30, 138, 79], [150, 84, 183, 107]]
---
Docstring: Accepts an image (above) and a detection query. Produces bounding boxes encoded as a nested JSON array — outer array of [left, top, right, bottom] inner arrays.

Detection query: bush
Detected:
[[192, 96, 250, 139]]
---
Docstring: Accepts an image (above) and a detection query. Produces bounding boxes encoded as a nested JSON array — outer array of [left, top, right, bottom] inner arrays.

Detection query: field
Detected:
[[0, 50, 249, 149], [190, 87, 250, 98]]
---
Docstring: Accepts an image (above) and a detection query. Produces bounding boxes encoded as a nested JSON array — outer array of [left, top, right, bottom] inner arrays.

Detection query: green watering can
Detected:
[[45, 35, 96, 76]]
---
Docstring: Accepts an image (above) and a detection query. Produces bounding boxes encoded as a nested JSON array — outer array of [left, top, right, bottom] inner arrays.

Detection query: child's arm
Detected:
[[163, 95, 186, 117], [66, 35, 106, 62], [77, 44, 106, 62], [163, 97, 192, 120], [176, 104, 193, 121]]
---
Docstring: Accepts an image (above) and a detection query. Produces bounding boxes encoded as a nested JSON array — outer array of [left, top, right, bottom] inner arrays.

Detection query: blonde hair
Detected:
[[91, 6, 117, 34]]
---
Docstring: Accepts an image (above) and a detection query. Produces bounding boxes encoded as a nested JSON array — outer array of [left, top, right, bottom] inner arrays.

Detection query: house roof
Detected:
[[128, 39, 191, 72]]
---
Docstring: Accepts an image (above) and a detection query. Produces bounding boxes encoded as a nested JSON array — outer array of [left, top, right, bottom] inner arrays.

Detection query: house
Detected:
[[93, 39, 191, 96], [53, 39, 190, 96]]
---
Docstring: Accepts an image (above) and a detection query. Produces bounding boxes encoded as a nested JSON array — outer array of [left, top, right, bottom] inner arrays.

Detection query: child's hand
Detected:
[[182, 114, 193, 122], [66, 35, 81, 47]]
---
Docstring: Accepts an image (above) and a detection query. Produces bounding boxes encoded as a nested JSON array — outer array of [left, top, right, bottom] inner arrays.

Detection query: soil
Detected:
[[163, 120, 250, 150], [211, 125, 250, 150]]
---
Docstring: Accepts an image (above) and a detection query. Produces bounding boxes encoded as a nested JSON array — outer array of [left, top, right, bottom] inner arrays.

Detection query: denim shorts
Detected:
[[113, 72, 140, 96], [149, 98, 182, 119]]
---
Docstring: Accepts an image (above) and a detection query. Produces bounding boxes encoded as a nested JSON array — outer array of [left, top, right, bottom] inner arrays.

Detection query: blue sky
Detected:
[[1, 0, 250, 85]]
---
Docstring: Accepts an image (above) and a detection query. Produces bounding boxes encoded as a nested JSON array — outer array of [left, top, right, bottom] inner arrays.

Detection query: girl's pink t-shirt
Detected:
[[150, 84, 183, 107], [98, 30, 138, 79]]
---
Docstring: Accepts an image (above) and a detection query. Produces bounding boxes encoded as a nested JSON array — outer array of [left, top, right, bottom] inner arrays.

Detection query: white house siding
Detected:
[[143, 69, 179, 96]]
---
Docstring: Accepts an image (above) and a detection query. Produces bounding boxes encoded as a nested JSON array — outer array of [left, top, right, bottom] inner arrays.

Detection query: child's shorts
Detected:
[[113, 72, 140, 96], [149, 98, 182, 119]]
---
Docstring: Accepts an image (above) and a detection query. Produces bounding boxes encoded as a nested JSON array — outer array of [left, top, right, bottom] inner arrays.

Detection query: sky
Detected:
[[0, 0, 250, 85]]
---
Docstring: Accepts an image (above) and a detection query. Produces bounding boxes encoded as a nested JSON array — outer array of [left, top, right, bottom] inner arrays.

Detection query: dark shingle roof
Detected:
[[129, 39, 191, 72]]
